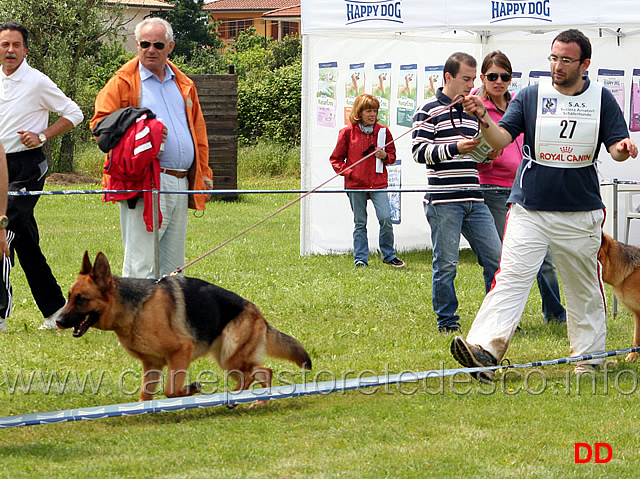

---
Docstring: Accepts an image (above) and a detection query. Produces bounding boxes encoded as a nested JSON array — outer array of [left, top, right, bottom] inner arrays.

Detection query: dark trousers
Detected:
[[0, 149, 66, 319]]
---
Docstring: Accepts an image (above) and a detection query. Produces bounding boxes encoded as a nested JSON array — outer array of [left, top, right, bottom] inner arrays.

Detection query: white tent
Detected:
[[299, 0, 640, 255]]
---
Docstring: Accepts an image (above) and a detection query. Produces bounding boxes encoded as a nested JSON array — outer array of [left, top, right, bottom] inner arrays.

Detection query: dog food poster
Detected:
[[396, 64, 418, 127], [424, 65, 443, 100], [528, 71, 551, 86], [372, 63, 391, 126], [598, 69, 625, 113], [630, 69, 640, 132], [317, 62, 338, 128], [344, 63, 365, 125], [509, 72, 523, 95]]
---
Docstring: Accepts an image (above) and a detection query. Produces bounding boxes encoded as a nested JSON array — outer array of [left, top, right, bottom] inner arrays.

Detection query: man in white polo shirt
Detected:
[[0, 21, 84, 331]]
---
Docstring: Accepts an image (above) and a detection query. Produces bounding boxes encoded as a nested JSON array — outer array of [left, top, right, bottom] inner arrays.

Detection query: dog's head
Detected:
[[599, 232, 616, 285], [57, 251, 114, 337]]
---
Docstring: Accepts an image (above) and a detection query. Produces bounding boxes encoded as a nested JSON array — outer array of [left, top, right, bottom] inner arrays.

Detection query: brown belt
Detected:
[[160, 168, 188, 179]]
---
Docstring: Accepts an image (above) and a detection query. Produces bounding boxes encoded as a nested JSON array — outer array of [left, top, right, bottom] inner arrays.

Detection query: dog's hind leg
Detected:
[[626, 312, 640, 362]]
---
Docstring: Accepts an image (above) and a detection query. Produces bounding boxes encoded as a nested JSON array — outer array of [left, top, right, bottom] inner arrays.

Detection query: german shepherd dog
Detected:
[[599, 233, 640, 362], [57, 252, 312, 402]]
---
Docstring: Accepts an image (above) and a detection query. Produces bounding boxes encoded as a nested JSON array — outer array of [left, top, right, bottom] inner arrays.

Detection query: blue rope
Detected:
[[1, 346, 639, 429]]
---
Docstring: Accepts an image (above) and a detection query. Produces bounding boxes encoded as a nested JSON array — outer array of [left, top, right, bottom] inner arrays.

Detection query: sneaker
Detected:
[[451, 336, 497, 383], [384, 257, 405, 268], [38, 305, 65, 330], [354, 260, 368, 267], [438, 324, 461, 334]]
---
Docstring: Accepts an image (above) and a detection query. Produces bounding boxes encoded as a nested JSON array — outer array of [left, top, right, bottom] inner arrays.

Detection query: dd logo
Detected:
[[574, 443, 612, 463]]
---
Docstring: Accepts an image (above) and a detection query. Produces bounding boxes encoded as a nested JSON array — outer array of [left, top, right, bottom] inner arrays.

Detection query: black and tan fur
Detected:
[[57, 251, 312, 402], [599, 233, 640, 361]]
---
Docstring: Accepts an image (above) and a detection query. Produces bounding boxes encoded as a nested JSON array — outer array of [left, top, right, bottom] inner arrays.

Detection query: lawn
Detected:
[[0, 176, 638, 477]]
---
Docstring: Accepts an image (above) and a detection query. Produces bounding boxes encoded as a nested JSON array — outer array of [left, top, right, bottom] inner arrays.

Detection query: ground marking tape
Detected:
[[1, 346, 639, 429]]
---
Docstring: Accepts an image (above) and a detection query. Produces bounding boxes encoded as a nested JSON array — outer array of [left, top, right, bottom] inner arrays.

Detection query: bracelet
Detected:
[[480, 107, 488, 119]]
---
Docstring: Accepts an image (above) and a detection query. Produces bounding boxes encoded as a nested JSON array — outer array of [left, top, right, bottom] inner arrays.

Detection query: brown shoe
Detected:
[[451, 336, 497, 383]]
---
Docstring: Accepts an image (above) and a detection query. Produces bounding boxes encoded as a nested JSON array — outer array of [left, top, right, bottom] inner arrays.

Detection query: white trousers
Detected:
[[467, 203, 606, 365], [119, 173, 189, 279]]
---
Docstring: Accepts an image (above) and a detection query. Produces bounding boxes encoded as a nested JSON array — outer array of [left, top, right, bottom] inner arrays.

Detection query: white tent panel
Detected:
[[300, 1, 640, 255]]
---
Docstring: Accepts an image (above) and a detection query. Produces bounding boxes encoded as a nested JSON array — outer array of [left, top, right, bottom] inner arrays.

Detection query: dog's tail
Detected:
[[266, 323, 312, 370]]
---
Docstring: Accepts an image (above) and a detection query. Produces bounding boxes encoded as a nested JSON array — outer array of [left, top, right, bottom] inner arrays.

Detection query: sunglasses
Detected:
[[139, 41, 166, 50], [485, 72, 512, 82]]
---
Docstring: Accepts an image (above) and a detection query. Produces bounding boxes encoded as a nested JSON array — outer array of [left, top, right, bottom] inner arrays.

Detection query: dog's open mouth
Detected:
[[69, 313, 99, 338]]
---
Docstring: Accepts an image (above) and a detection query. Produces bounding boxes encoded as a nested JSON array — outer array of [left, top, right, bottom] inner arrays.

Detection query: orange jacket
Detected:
[[90, 57, 212, 210]]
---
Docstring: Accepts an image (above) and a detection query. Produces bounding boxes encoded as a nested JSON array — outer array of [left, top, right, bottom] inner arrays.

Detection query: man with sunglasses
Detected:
[[91, 18, 213, 279], [411, 52, 502, 334], [452, 29, 638, 381], [0, 21, 84, 331]]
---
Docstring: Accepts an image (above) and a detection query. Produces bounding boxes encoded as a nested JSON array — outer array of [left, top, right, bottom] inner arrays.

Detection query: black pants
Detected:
[[0, 149, 66, 319]]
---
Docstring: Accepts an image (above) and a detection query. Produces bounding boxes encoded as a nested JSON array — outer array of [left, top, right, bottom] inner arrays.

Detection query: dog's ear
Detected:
[[81, 251, 92, 275], [92, 252, 112, 289]]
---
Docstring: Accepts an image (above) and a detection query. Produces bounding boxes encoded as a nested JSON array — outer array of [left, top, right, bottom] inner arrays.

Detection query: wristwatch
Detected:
[[38, 133, 47, 145], [0, 215, 8, 229]]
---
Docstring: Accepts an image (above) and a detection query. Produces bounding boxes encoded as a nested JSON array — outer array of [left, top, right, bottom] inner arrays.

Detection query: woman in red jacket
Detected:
[[329, 93, 405, 268]]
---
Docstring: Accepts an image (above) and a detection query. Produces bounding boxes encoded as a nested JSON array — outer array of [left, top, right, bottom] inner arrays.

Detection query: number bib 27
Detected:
[[534, 79, 601, 168]]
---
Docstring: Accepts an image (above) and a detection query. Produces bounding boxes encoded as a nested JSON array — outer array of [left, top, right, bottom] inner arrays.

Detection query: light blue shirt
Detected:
[[139, 62, 195, 170]]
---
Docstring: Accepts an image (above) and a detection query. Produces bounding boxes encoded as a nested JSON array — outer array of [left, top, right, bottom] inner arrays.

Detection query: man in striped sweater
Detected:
[[411, 52, 502, 334]]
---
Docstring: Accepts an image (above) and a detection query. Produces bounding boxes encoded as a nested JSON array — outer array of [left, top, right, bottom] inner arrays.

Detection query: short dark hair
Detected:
[[444, 52, 476, 82], [553, 29, 591, 62], [0, 21, 28, 48]]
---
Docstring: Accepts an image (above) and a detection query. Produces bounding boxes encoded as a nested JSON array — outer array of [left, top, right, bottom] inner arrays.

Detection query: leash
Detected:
[[1, 345, 638, 429], [171, 94, 472, 275]]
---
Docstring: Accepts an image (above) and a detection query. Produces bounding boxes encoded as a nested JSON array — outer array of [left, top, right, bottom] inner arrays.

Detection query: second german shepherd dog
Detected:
[[57, 251, 312, 402], [599, 233, 640, 362]]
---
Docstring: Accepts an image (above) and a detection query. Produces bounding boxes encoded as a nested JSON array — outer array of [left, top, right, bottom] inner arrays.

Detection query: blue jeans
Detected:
[[482, 187, 566, 322], [425, 200, 502, 329], [347, 190, 397, 265]]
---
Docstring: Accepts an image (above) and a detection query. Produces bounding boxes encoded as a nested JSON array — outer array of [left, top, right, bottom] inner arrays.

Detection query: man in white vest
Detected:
[[451, 29, 638, 381]]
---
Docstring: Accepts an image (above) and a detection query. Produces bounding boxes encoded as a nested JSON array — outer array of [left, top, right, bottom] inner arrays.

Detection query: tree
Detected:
[[0, 0, 127, 171], [160, 0, 222, 60]]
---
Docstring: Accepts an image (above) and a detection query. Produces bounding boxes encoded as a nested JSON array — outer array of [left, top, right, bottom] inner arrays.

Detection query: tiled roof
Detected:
[[262, 4, 300, 17], [105, 0, 175, 7], [203, 0, 298, 12]]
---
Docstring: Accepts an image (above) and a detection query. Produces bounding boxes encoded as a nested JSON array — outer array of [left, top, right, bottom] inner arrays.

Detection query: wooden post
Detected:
[[190, 74, 238, 201]]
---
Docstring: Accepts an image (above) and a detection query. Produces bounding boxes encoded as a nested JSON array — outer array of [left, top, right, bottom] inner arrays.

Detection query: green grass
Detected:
[[0, 176, 639, 477]]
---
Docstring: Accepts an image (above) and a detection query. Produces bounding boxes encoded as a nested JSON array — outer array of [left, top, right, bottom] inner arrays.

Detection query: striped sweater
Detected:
[[411, 88, 483, 204]]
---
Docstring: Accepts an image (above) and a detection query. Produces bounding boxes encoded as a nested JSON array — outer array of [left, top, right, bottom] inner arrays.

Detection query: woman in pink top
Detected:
[[475, 51, 566, 324]]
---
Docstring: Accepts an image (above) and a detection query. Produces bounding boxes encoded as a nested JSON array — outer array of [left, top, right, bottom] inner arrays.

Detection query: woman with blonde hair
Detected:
[[329, 93, 404, 267]]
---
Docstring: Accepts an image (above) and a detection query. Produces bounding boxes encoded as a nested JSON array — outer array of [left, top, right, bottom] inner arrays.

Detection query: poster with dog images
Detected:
[[396, 64, 418, 127], [528, 70, 551, 85], [509, 72, 523, 94], [372, 63, 391, 126], [630, 69, 640, 132], [317, 62, 338, 128], [598, 69, 625, 113], [423, 65, 443, 101], [344, 63, 365, 125]]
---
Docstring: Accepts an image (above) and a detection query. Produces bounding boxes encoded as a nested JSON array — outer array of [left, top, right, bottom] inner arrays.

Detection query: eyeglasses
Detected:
[[139, 41, 166, 50], [485, 72, 512, 82], [547, 55, 580, 65]]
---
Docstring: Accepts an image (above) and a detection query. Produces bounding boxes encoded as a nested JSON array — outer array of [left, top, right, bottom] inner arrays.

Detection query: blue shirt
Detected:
[[139, 62, 195, 170], [500, 79, 629, 211]]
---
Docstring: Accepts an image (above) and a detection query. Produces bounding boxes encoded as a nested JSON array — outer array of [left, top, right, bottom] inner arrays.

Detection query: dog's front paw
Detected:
[[625, 352, 639, 362]]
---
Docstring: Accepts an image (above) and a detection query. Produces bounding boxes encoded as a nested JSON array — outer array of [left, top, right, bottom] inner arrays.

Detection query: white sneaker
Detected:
[[38, 305, 65, 330]]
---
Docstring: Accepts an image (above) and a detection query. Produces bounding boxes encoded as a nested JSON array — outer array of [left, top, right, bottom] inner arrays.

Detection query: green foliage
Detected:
[[159, 0, 223, 60], [0, 0, 127, 171], [238, 58, 302, 145], [267, 35, 301, 70], [238, 140, 300, 178]]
